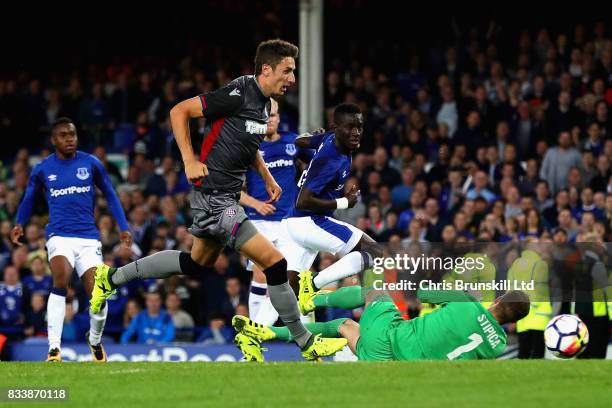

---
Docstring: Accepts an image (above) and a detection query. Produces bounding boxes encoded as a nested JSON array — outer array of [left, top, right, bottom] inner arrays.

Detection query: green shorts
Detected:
[[356, 294, 404, 361]]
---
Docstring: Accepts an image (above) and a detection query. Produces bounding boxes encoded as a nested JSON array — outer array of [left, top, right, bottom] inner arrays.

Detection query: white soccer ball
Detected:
[[544, 314, 589, 359]]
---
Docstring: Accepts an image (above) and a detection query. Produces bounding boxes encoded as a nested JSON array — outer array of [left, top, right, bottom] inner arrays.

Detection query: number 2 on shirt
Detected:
[[446, 333, 483, 360]]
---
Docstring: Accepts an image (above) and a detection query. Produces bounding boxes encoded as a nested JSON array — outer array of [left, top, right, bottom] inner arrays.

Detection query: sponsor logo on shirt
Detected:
[[265, 159, 294, 169], [245, 120, 267, 135], [76, 167, 90, 180], [48, 174, 57, 182], [229, 88, 241, 97], [50, 185, 92, 198]]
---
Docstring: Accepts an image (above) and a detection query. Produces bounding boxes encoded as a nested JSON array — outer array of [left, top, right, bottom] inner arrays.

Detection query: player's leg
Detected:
[[249, 265, 268, 320], [311, 231, 382, 290], [239, 231, 312, 348], [269, 319, 351, 342], [47, 256, 72, 360], [247, 220, 277, 320], [301, 286, 367, 314], [90, 236, 221, 313], [233, 314, 351, 344], [45, 237, 75, 361], [75, 239, 110, 362], [238, 228, 347, 359], [253, 223, 317, 325], [289, 217, 378, 312]]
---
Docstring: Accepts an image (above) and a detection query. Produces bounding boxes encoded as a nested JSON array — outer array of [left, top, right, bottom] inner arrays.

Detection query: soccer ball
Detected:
[[544, 314, 589, 359]]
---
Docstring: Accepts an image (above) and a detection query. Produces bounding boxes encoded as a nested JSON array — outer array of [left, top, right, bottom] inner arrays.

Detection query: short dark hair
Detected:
[[493, 290, 530, 324], [51, 117, 75, 132], [333, 103, 361, 124], [254, 39, 299, 75]]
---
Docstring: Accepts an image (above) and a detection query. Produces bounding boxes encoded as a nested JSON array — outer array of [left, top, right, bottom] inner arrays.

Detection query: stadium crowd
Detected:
[[0, 18, 610, 349]]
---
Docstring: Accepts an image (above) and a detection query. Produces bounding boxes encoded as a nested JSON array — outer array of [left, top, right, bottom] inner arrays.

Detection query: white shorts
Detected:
[[46, 236, 103, 277], [247, 220, 288, 271], [280, 216, 363, 272]]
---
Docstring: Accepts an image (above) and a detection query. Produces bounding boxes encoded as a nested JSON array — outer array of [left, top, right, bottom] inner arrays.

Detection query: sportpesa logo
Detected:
[[50, 185, 92, 197], [265, 159, 294, 169]]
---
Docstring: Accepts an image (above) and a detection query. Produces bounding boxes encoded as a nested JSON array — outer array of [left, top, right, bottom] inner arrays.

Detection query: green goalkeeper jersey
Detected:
[[390, 290, 507, 360]]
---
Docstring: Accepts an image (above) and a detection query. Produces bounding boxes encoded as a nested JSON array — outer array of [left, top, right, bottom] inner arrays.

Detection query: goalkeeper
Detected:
[[233, 287, 529, 361]]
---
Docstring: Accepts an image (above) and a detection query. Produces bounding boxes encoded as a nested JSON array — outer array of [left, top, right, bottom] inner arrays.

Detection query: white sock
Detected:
[[313, 252, 365, 289], [253, 297, 279, 326], [300, 311, 315, 324], [47, 291, 66, 351], [248, 281, 267, 321], [88, 302, 108, 346]]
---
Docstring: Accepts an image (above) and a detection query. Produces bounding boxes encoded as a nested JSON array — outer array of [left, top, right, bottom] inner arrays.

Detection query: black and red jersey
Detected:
[[197, 75, 271, 192]]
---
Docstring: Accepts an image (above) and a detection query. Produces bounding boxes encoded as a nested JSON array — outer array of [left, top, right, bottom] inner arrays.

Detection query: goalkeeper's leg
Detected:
[[271, 319, 361, 355], [301, 285, 369, 314]]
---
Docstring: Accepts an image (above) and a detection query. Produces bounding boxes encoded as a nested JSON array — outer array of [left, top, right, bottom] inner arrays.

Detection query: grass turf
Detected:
[[2, 360, 611, 408]]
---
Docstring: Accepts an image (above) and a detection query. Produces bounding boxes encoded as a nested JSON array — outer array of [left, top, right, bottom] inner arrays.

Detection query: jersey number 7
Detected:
[[446, 333, 483, 360]]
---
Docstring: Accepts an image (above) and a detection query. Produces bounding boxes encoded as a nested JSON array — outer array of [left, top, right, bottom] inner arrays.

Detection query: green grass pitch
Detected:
[[2, 361, 611, 408]]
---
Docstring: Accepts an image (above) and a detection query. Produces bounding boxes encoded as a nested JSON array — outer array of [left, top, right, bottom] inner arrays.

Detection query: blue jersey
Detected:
[[120, 309, 175, 344], [291, 132, 352, 218], [16, 151, 129, 240], [0, 283, 23, 325], [22, 275, 52, 297], [245, 131, 313, 221]]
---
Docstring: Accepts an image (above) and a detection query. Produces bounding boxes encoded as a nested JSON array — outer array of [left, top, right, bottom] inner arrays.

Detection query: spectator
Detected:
[[22, 251, 52, 298], [24, 293, 46, 338], [539, 131, 583, 194], [123, 298, 141, 329], [120, 291, 174, 344], [466, 171, 496, 203], [0, 266, 25, 327], [390, 167, 415, 208], [165, 292, 194, 342], [197, 313, 234, 345], [220, 277, 247, 322]]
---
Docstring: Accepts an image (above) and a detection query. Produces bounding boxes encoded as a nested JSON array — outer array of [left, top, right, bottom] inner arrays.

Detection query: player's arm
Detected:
[[171, 81, 245, 183], [417, 289, 476, 304], [296, 185, 359, 213], [251, 150, 282, 203], [12, 164, 43, 246], [295, 159, 359, 213], [239, 191, 276, 216], [294, 129, 327, 150], [92, 158, 132, 247]]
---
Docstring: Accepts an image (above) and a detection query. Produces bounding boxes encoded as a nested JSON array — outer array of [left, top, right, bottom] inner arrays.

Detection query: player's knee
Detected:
[[52, 275, 69, 289], [179, 252, 209, 275], [262, 258, 288, 286], [358, 235, 383, 260]]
